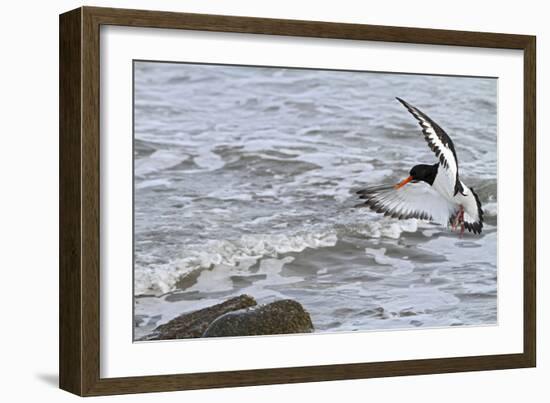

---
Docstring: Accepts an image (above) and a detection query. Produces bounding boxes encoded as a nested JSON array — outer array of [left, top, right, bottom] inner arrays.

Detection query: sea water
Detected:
[[133, 62, 497, 339]]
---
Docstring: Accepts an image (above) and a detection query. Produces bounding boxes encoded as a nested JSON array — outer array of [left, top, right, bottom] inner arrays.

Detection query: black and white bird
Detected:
[[356, 97, 483, 235]]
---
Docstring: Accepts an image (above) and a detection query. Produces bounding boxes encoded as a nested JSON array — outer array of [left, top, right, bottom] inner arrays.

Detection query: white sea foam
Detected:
[[206, 189, 253, 201], [193, 147, 225, 171], [382, 286, 461, 313], [135, 149, 188, 177], [483, 202, 498, 217], [254, 256, 301, 286], [365, 247, 415, 275], [354, 217, 418, 239], [134, 229, 338, 296], [135, 178, 172, 190], [422, 229, 439, 237]]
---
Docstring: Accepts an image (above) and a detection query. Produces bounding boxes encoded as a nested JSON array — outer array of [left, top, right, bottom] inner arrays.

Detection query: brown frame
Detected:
[[59, 6, 536, 396]]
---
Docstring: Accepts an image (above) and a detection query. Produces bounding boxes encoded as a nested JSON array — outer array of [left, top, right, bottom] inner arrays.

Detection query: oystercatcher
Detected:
[[356, 97, 483, 235]]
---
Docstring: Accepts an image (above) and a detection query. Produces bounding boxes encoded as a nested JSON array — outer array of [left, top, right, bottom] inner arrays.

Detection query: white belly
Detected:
[[432, 174, 479, 223], [432, 171, 456, 203]]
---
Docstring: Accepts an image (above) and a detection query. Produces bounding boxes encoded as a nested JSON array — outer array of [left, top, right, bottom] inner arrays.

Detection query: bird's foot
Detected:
[[451, 206, 465, 236]]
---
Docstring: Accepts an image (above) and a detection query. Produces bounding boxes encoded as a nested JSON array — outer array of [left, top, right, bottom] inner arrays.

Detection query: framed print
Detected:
[[59, 6, 536, 396]]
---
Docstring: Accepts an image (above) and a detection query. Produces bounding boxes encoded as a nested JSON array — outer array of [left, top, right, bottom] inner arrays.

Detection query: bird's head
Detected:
[[394, 163, 438, 189]]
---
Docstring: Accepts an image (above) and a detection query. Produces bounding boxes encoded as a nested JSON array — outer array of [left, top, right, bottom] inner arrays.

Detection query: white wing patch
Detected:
[[356, 182, 457, 225], [453, 185, 484, 234], [396, 98, 463, 197]]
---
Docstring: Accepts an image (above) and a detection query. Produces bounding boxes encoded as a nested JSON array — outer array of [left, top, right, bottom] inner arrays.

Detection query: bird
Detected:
[[355, 97, 483, 235]]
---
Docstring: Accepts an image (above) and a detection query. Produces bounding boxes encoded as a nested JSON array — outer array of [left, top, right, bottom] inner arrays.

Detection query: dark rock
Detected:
[[139, 294, 257, 341], [203, 299, 314, 338]]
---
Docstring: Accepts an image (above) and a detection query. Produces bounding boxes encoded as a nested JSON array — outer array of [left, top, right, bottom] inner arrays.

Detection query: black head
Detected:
[[409, 163, 438, 185], [395, 163, 438, 189]]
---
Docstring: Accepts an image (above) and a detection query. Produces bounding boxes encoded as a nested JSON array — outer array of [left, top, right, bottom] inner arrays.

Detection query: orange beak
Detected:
[[394, 175, 413, 189]]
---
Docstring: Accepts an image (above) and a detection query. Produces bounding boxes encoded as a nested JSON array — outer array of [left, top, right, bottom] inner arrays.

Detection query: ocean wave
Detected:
[[345, 216, 420, 239], [483, 202, 498, 217], [135, 149, 189, 177], [134, 228, 338, 296], [365, 247, 415, 275], [134, 215, 437, 296]]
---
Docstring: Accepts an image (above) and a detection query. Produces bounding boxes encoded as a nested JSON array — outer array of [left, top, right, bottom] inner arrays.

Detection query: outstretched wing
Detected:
[[396, 97, 463, 196], [356, 182, 457, 225]]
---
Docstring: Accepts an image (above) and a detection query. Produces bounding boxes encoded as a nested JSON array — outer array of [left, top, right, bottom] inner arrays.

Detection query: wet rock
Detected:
[[203, 299, 314, 338], [139, 294, 257, 341]]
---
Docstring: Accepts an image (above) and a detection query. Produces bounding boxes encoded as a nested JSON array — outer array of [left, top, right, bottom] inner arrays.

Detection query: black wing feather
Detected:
[[396, 97, 464, 196]]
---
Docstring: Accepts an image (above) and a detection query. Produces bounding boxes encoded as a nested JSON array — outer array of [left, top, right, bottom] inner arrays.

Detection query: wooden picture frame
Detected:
[[59, 6, 536, 396]]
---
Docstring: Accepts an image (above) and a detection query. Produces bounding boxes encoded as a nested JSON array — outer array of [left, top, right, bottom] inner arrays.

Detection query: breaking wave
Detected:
[[135, 228, 338, 296]]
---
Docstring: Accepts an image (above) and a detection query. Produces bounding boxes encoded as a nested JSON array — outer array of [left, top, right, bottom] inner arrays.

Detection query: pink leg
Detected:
[[458, 206, 465, 237], [451, 206, 465, 236]]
